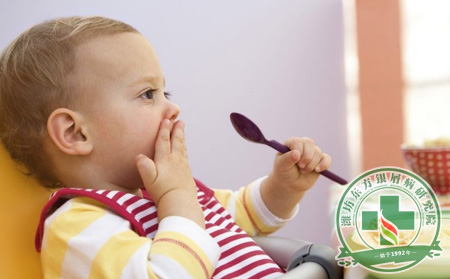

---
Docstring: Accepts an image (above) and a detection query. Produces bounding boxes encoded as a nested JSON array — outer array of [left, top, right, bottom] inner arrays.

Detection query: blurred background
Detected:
[[1, 0, 449, 246]]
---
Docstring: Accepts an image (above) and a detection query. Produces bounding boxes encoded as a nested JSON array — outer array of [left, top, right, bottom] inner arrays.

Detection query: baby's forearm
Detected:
[[260, 175, 305, 219], [156, 189, 205, 229]]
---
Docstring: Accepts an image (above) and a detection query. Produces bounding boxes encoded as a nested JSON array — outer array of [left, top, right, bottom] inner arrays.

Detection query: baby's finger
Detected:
[[315, 153, 332, 172], [136, 154, 157, 187], [301, 146, 322, 173], [274, 149, 301, 172], [297, 138, 315, 169], [154, 119, 173, 160], [171, 120, 186, 154]]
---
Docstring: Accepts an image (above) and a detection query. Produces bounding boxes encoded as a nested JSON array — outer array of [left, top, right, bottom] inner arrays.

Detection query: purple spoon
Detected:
[[230, 112, 348, 185]]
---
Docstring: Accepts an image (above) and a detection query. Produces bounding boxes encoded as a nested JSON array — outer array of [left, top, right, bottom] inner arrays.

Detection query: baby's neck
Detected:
[[59, 172, 144, 198]]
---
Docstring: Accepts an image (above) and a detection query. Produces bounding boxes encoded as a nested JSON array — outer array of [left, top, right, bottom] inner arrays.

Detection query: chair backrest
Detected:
[[0, 143, 50, 279]]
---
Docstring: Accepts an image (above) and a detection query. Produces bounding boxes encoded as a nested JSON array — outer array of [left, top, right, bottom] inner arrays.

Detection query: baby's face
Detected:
[[70, 32, 180, 189]]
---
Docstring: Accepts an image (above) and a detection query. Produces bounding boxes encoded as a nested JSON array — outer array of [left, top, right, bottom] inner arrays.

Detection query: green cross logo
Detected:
[[335, 167, 442, 273], [362, 196, 415, 245]]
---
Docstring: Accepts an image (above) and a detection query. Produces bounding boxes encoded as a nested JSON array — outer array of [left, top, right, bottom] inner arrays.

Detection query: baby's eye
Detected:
[[141, 89, 156, 100]]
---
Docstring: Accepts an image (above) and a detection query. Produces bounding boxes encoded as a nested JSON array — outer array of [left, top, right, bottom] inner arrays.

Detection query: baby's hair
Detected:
[[0, 16, 138, 188]]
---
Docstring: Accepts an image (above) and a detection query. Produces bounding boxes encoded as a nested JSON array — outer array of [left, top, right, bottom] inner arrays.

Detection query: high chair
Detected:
[[0, 143, 341, 279]]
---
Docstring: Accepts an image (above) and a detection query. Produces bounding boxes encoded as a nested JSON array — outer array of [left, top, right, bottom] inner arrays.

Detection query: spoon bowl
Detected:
[[230, 112, 266, 143], [230, 113, 290, 153]]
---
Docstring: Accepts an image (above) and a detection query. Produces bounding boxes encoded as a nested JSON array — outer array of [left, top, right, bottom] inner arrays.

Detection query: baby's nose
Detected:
[[166, 101, 180, 121]]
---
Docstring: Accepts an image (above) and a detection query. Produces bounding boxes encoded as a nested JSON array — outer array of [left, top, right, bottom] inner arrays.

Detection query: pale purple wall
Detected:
[[0, 0, 349, 245]]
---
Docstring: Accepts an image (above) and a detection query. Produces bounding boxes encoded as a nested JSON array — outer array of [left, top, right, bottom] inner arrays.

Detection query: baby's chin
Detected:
[[112, 169, 146, 191], [129, 172, 147, 189]]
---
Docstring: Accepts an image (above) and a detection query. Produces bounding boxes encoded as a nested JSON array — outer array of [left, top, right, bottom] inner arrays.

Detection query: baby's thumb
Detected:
[[136, 154, 157, 187], [275, 150, 300, 172]]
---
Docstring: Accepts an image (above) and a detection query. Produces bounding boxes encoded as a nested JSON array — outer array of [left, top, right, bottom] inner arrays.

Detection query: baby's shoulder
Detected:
[[45, 196, 111, 226]]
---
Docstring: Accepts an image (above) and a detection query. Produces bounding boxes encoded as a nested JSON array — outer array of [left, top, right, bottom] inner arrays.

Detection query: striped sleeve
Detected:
[[213, 177, 298, 236], [41, 197, 220, 279]]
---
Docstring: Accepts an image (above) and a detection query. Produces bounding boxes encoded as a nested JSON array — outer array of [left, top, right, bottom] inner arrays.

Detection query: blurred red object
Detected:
[[401, 145, 450, 195]]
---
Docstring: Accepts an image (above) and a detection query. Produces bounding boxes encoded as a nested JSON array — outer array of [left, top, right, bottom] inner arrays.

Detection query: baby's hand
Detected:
[[260, 137, 332, 219], [135, 119, 204, 228], [269, 137, 331, 194], [136, 119, 196, 202]]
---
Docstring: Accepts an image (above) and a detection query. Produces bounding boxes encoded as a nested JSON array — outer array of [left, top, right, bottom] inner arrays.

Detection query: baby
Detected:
[[0, 16, 331, 279]]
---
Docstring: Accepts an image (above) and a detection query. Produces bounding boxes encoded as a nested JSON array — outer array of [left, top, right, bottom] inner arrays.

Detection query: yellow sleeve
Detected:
[[41, 197, 220, 279], [213, 178, 295, 236]]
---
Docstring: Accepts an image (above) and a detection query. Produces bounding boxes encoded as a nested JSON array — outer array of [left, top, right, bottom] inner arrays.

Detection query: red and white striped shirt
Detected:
[[36, 178, 296, 278]]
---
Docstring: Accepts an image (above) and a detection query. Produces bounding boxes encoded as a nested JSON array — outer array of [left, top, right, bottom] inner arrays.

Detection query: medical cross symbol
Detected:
[[362, 196, 415, 245]]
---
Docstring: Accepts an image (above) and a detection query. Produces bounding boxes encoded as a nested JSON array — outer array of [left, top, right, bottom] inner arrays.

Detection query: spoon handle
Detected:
[[267, 140, 348, 185], [266, 140, 291, 153]]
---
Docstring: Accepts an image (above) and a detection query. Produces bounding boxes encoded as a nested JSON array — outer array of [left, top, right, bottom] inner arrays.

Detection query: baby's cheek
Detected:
[[140, 129, 159, 158]]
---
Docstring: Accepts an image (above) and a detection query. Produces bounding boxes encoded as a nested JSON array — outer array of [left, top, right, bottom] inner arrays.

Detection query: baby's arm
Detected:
[[213, 178, 296, 236], [213, 137, 331, 236], [131, 119, 220, 277], [41, 197, 219, 279]]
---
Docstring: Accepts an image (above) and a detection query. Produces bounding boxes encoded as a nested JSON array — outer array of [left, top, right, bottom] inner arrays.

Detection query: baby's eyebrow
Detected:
[[129, 75, 165, 88]]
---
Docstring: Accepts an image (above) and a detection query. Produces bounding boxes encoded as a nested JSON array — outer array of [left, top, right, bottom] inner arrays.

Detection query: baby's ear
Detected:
[[47, 108, 93, 155]]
